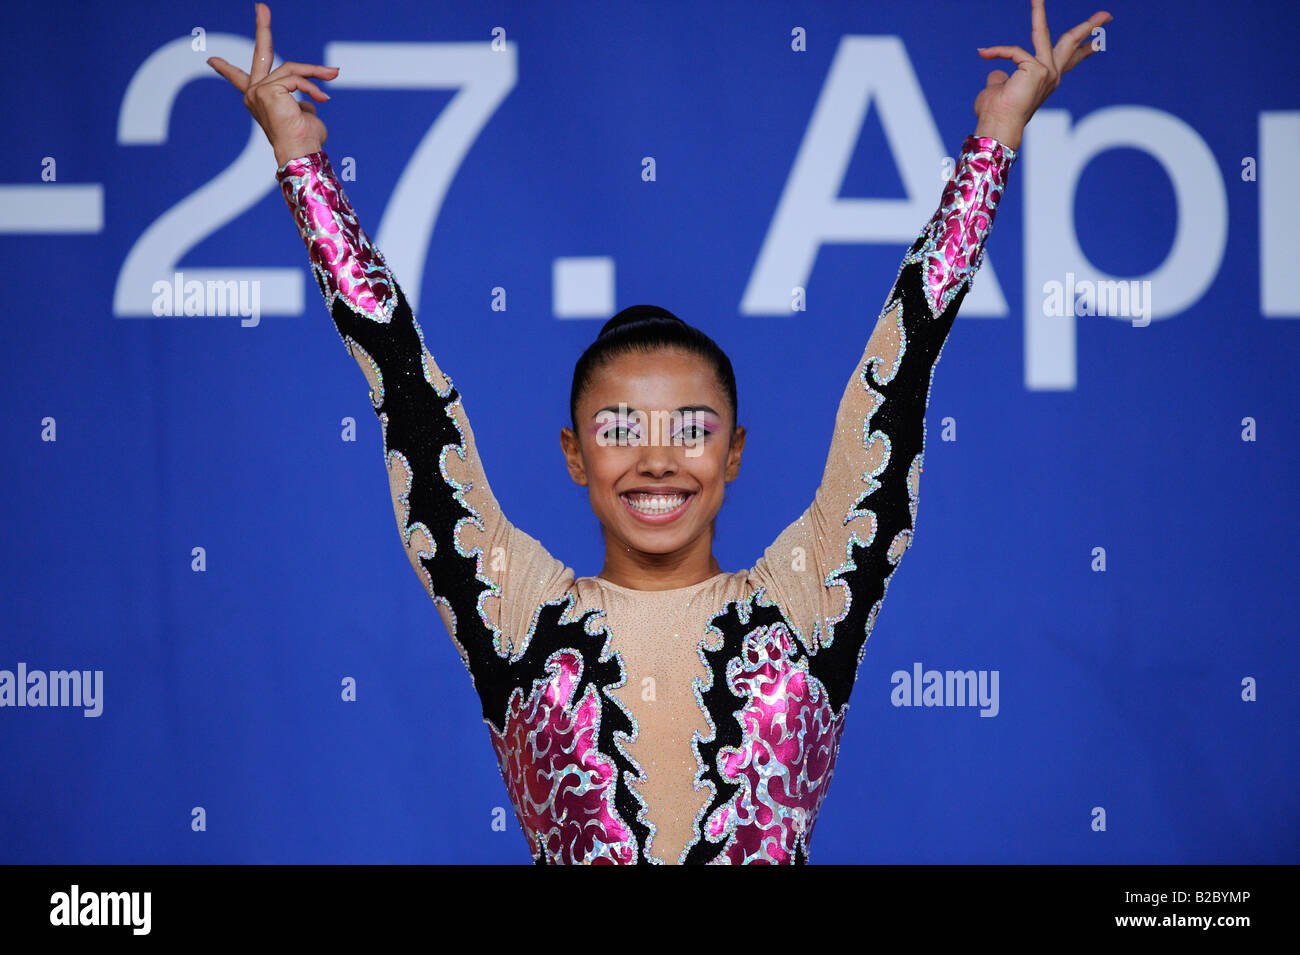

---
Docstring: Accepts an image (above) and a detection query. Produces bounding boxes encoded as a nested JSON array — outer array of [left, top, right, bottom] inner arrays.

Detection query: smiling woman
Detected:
[[210, 0, 1110, 863], [274, 135, 1013, 865], [560, 306, 746, 591]]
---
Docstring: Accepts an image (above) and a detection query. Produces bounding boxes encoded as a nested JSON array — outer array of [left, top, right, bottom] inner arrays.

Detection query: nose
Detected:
[[635, 440, 679, 477]]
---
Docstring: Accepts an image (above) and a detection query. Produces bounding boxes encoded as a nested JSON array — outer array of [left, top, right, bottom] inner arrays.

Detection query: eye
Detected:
[[601, 424, 638, 442]]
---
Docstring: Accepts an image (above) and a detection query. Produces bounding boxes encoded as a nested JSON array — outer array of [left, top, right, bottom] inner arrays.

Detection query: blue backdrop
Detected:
[[1, 0, 1296, 864]]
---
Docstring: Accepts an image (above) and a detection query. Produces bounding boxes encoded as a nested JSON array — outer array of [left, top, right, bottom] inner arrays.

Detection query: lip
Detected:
[[620, 489, 695, 525]]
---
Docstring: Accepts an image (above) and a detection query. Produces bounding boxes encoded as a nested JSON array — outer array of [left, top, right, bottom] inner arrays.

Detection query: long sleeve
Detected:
[[750, 134, 1017, 711], [275, 151, 572, 707]]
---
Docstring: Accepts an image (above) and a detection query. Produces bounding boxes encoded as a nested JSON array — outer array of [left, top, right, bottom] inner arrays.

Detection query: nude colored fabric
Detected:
[[275, 134, 1016, 863]]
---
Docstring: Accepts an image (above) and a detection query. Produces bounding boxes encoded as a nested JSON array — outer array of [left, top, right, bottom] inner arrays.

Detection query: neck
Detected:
[[597, 525, 723, 591]]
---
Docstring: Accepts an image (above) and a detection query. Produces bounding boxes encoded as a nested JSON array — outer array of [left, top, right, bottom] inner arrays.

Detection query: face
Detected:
[[561, 347, 746, 558]]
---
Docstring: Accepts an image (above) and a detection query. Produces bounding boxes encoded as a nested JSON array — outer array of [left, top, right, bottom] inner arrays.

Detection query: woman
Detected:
[[209, 1, 1111, 864]]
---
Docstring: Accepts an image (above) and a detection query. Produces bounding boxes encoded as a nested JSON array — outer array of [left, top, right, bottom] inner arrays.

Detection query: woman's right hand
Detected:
[[207, 2, 339, 167]]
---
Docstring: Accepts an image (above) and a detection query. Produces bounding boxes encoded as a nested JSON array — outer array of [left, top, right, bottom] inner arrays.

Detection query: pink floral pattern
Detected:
[[488, 651, 637, 864], [703, 623, 848, 863], [276, 151, 398, 323], [904, 134, 1017, 318], [275, 133, 1016, 863]]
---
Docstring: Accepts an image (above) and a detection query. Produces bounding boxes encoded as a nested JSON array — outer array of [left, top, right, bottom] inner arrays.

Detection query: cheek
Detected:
[[688, 446, 730, 487], [584, 449, 627, 490]]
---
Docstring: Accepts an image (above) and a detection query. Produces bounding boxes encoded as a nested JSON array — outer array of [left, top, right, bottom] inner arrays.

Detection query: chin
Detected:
[[618, 521, 688, 549]]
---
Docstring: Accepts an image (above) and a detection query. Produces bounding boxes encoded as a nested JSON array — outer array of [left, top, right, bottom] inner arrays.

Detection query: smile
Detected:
[[620, 491, 694, 524]]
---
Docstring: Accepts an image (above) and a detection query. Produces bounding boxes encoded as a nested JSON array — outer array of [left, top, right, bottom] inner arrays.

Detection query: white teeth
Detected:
[[624, 493, 688, 515]]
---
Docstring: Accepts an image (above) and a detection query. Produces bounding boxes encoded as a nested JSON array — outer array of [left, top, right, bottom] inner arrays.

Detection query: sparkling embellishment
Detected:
[[902, 134, 1016, 318], [702, 621, 847, 863], [488, 649, 637, 864], [276, 151, 398, 323], [281, 138, 1015, 863]]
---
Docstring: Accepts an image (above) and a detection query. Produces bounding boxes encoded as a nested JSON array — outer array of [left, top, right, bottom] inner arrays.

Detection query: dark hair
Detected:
[[569, 304, 738, 432]]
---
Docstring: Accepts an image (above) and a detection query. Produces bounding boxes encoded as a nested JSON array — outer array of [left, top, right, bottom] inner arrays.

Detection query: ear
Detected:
[[560, 427, 589, 486], [723, 424, 746, 482]]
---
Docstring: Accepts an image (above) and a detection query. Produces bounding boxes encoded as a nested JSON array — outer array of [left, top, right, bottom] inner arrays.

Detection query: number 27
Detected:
[[115, 35, 516, 317]]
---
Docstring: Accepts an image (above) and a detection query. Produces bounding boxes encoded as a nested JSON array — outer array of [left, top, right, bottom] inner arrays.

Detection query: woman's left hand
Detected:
[[974, 0, 1113, 150]]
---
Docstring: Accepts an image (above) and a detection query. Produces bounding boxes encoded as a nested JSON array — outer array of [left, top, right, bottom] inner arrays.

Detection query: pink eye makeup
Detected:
[[590, 406, 722, 447]]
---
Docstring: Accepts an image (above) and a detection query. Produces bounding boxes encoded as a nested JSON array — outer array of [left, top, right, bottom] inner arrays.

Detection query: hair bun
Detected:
[[597, 304, 685, 339], [571, 302, 738, 431]]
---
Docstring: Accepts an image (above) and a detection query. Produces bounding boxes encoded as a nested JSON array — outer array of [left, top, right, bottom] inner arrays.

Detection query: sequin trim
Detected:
[[901, 135, 1016, 318], [496, 594, 654, 864], [701, 621, 847, 863], [278, 149, 654, 862], [276, 151, 398, 323], [487, 648, 637, 864], [282, 132, 1016, 864]]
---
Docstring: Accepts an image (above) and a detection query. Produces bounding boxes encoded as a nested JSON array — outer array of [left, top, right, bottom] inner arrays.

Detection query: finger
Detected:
[[271, 74, 331, 102], [978, 44, 1036, 70], [1054, 11, 1111, 52], [1030, 0, 1052, 63], [1053, 11, 1112, 70], [259, 67, 334, 102], [250, 2, 273, 82], [289, 77, 330, 102], [265, 61, 340, 84], [206, 56, 251, 92], [1059, 41, 1099, 75], [986, 69, 1010, 87], [298, 101, 317, 116]]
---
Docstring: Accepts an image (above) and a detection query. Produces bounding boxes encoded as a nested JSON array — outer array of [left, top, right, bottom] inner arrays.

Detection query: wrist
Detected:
[[274, 142, 326, 169], [973, 117, 1023, 152]]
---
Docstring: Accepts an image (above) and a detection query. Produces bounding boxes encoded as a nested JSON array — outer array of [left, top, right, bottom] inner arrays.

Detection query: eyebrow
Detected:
[[592, 404, 720, 419]]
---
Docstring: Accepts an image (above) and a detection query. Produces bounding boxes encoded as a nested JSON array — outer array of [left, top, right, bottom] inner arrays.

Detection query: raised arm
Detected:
[[751, 1, 1111, 713], [208, 5, 571, 699], [752, 134, 1016, 696], [275, 151, 569, 666]]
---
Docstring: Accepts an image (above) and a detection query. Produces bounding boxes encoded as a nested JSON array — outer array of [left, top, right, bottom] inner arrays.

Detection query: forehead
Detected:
[[584, 348, 723, 404]]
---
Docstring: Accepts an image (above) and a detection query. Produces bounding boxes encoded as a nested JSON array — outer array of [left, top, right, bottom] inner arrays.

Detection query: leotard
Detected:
[[275, 133, 1016, 864]]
